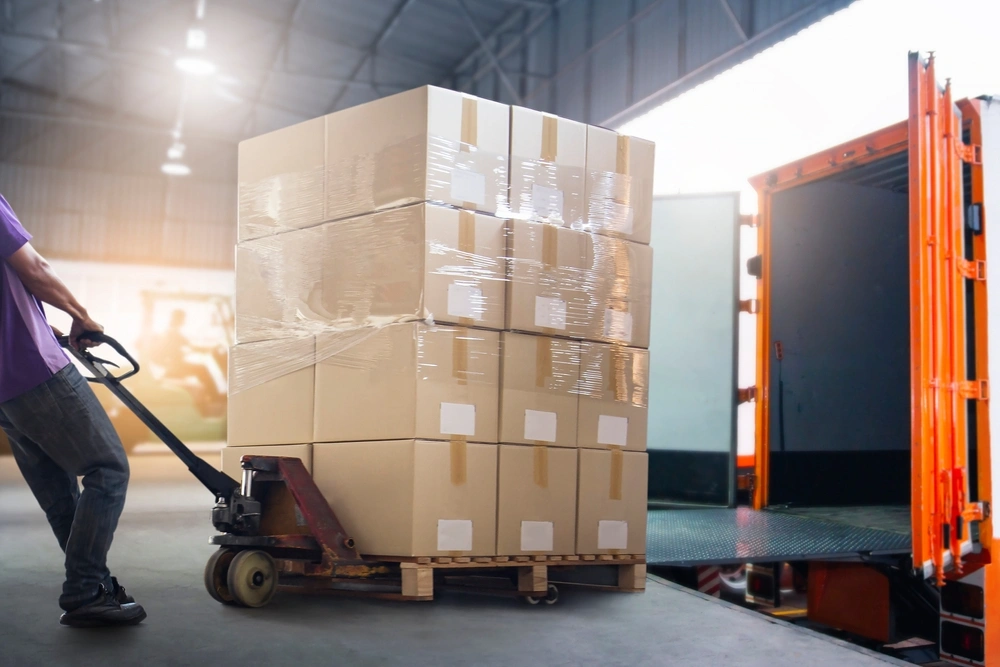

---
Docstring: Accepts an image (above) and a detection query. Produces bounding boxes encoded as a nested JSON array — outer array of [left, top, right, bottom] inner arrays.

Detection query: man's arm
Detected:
[[7, 242, 103, 348]]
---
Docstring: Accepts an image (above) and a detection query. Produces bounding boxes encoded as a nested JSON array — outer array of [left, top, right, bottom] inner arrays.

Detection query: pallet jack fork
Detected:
[[61, 333, 365, 608]]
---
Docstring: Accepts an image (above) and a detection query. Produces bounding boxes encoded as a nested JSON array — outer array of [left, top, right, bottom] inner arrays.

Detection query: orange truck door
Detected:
[[908, 52, 990, 588]]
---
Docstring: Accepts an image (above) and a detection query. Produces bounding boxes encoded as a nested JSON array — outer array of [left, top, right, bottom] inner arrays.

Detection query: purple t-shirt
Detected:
[[0, 194, 69, 403]]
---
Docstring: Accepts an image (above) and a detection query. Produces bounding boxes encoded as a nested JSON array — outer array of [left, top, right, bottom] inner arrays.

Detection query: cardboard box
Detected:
[[577, 343, 649, 451], [228, 337, 315, 446], [330, 86, 510, 225], [593, 235, 653, 348], [576, 449, 648, 555], [235, 203, 507, 343], [498, 332, 580, 448], [238, 117, 326, 242], [220, 444, 312, 480], [312, 440, 498, 557], [497, 445, 577, 556], [238, 87, 510, 241], [509, 107, 587, 227], [584, 127, 655, 245], [314, 323, 499, 443], [505, 220, 597, 339]]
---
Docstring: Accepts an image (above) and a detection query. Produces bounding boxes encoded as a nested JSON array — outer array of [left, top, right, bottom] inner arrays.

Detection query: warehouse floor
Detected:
[[0, 457, 904, 666]]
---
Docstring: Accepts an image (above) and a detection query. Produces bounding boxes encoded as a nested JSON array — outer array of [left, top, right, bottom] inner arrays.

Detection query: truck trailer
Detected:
[[646, 53, 999, 665]]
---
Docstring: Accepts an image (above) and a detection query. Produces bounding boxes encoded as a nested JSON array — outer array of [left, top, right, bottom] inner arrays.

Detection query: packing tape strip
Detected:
[[456, 211, 478, 327], [542, 222, 559, 268], [535, 335, 552, 388], [607, 345, 629, 403], [460, 97, 479, 210], [458, 210, 477, 254], [616, 134, 631, 176], [461, 97, 478, 151], [451, 436, 468, 485], [533, 443, 549, 489], [452, 327, 468, 386], [541, 114, 559, 163], [609, 446, 624, 500]]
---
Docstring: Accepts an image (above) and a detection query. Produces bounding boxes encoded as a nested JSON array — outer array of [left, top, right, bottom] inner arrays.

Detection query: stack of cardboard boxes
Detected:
[[226, 86, 653, 559]]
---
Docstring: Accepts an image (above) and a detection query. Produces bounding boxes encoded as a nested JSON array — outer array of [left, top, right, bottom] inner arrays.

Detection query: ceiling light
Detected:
[[175, 56, 216, 76], [167, 142, 186, 160], [161, 162, 191, 177], [187, 27, 207, 50]]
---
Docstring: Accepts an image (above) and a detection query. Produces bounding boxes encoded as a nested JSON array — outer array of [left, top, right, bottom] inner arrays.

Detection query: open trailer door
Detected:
[[647, 194, 740, 506], [908, 52, 990, 588]]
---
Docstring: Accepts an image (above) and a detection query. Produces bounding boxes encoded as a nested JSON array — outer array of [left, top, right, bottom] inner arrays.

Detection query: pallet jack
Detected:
[[62, 333, 368, 608]]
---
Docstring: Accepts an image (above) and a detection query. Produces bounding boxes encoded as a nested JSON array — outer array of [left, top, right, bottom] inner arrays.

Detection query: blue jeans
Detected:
[[0, 364, 129, 611]]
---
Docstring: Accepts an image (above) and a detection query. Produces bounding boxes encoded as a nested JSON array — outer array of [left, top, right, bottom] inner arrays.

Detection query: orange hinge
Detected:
[[958, 258, 986, 281], [959, 379, 989, 401], [737, 387, 757, 404], [737, 473, 756, 492], [962, 502, 988, 524], [740, 299, 759, 314], [958, 142, 983, 165], [739, 214, 758, 227]]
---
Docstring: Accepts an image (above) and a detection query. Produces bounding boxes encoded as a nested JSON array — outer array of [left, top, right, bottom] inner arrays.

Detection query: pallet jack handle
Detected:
[[58, 331, 240, 501]]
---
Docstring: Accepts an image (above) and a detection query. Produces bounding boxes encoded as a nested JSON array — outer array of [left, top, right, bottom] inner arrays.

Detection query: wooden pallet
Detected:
[[276, 555, 647, 602]]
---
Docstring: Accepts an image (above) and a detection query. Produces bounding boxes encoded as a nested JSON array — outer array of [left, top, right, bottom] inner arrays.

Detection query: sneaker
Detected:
[[59, 585, 147, 628], [111, 577, 135, 604]]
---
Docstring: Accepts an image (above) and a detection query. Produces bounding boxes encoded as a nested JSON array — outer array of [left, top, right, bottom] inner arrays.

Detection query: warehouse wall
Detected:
[[0, 116, 236, 269], [451, 0, 855, 126]]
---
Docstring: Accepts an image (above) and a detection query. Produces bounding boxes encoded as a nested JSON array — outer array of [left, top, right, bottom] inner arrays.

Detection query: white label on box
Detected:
[[521, 521, 554, 552], [451, 169, 486, 206], [440, 402, 476, 436], [604, 309, 633, 343], [534, 296, 567, 330], [597, 415, 629, 447], [447, 283, 483, 320], [598, 520, 629, 550], [531, 184, 564, 220], [437, 519, 473, 552], [524, 409, 557, 442]]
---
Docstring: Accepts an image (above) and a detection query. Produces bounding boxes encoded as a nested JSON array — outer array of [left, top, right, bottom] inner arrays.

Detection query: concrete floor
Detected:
[[0, 456, 905, 666]]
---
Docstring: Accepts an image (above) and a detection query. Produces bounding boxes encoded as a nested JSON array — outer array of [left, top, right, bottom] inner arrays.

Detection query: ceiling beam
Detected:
[[600, 0, 852, 126], [0, 29, 416, 90], [454, 0, 522, 104], [719, 0, 749, 42], [247, 0, 307, 134], [325, 0, 417, 114]]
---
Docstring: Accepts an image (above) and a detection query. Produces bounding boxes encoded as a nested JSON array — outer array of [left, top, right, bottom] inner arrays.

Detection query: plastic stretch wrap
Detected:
[[237, 86, 511, 242], [505, 220, 653, 347], [509, 107, 587, 227], [235, 203, 508, 345], [582, 128, 655, 245], [576, 343, 649, 405]]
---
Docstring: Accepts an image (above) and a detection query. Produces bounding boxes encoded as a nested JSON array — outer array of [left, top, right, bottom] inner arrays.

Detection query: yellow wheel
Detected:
[[204, 548, 237, 605], [226, 550, 278, 608]]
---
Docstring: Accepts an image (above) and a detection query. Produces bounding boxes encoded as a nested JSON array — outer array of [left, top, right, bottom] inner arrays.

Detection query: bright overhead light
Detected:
[[167, 141, 186, 160], [175, 56, 216, 76], [187, 27, 207, 50], [161, 162, 191, 176]]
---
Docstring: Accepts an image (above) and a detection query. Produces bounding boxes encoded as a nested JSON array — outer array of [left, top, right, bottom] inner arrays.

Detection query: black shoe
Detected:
[[59, 585, 147, 628], [111, 577, 135, 604]]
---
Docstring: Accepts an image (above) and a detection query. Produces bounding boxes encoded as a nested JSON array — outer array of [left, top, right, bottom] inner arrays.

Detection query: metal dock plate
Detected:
[[646, 507, 912, 566]]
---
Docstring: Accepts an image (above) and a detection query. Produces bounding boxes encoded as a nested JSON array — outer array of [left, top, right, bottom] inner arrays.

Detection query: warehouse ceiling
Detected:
[[0, 0, 856, 146]]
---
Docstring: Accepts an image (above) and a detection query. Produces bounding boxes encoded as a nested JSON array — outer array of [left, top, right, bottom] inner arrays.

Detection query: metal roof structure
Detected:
[[0, 0, 855, 267]]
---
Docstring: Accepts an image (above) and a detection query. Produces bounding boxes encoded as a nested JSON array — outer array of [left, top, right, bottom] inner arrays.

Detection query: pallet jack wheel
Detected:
[[226, 549, 278, 608], [525, 584, 559, 606], [204, 548, 238, 605]]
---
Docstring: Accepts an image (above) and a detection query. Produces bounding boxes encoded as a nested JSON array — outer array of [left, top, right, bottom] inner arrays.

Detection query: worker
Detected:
[[0, 193, 145, 628]]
